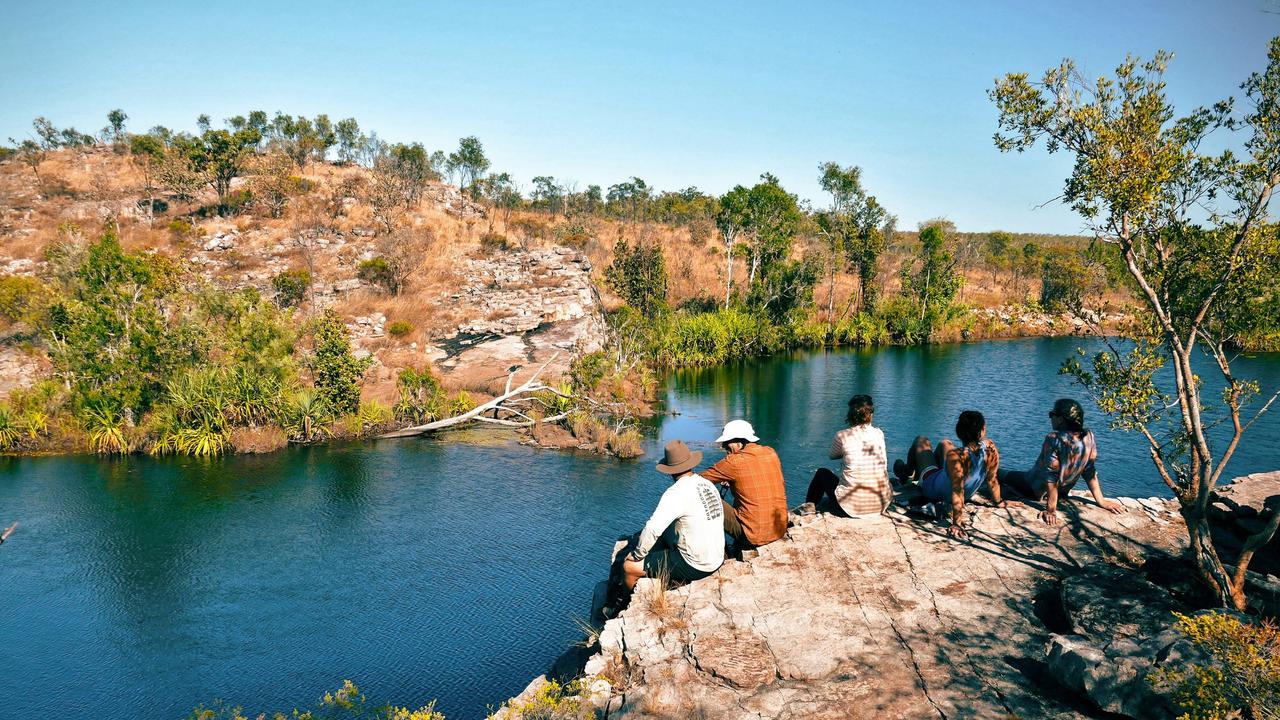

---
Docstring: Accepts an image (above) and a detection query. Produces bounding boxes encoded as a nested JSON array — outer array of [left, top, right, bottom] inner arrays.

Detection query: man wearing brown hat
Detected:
[[620, 440, 726, 594]]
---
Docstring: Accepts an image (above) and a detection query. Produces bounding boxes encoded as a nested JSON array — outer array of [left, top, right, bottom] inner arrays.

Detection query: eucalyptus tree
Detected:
[[716, 185, 751, 308], [185, 126, 263, 202], [816, 162, 891, 321], [446, 136, 490, 193], [334, 118, 363, 165], [992, 38, 1280, 609]]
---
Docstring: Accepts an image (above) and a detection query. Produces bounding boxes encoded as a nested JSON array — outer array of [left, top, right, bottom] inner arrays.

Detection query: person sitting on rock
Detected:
[[998, 398, 1124, 525], [620, 440, 726, 597], [893, 410, 1005, 539], [700, 419, 788, 551], [803, 394, 891, 517]]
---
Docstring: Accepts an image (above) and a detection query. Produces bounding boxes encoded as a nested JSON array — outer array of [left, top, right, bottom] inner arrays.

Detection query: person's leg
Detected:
[[909, 436, 936, 479], [999, 469, 1035, 499], [805, 467, 840, 504], [933, 439, 955, 469], [893, 437, 919, 482], [722, 499, 747, 546], [622, 556, 646, 591]]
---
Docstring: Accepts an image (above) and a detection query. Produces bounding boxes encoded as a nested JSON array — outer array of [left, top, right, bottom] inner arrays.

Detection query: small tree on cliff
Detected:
[[992, 39, 1280, 609], [309, 310, 371, 416], [604, 237, 668, 317]]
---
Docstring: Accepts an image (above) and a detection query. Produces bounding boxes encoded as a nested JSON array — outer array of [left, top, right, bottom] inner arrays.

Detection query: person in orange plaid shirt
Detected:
[[700, 419, 789, 550]]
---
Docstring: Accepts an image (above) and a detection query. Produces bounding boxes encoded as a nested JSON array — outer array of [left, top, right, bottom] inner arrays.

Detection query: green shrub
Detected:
[[1040, 250, 1091, 313], [271, 268, 311, 308], [0, 274, 49, 326], [358, 256, 405, 295], [1150, 611, 1280, 720], [281, 390, 334, 443], [387, 320, 413, 337], [310, 310, 372, 416], [0, 404, 22, 450], [167, 218, 195, 237], [187, 679, 445, 720], [554, 219, 595, 249], [479, 232, 509, 252], [81, 402, 129, 455], [651, 308, 780, 367], [394, 367, 444, 423], [486, 678, 591, 720], [569, 351, 609, 393], [604, 237, 668, 316]]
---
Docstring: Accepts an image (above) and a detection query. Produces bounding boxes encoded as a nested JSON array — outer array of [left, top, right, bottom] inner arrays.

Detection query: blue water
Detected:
[[1, 338, 1277, 719]]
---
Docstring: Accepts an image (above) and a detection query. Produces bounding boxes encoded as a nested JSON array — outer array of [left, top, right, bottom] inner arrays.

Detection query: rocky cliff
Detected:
[[498, 473, 1280, 719]]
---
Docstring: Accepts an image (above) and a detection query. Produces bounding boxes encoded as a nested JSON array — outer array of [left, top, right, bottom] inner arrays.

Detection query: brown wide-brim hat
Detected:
[[655, 439, 702, 475]]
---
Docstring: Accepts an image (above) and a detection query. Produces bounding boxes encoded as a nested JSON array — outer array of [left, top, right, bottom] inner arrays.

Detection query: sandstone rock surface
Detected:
[[431, 247, 605, 392], [519, 474, 1280, 719]]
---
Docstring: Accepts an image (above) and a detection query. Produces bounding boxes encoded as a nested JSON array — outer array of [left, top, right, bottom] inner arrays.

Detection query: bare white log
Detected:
[[377, 354, 562, 439]]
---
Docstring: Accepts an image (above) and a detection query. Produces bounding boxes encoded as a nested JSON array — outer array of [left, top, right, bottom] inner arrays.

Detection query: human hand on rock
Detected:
[[946, 524, 968, 541], [1039, 509, 1060, 526], [1099, 499, 1125, 514]]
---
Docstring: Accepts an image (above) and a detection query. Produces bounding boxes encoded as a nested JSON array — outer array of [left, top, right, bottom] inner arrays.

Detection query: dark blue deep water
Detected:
[[2, 338, 1277, 719]]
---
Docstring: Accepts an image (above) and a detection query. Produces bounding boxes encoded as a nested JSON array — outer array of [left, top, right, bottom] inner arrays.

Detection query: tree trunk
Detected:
[[1182, 503, 1239, 609]]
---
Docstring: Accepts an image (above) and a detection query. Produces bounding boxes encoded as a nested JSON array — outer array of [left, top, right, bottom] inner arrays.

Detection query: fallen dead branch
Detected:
[[377, 353, 566, 439]]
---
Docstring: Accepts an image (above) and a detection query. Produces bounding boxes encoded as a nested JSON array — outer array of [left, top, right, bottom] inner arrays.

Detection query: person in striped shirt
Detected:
[[804, 394, 892, 517], [999, 398, 1125, 525]]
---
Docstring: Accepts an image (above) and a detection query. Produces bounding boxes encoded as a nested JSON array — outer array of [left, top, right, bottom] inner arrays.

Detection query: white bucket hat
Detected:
[[715, 419, 759, 443]]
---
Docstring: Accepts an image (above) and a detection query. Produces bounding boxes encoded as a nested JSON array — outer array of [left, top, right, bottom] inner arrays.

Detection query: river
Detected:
[[2, 338, 1277, 719]]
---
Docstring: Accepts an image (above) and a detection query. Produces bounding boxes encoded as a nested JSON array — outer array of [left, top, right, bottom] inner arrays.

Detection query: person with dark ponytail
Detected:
[[893, 410, 1005, 540], [999, 398, 1125, 525]]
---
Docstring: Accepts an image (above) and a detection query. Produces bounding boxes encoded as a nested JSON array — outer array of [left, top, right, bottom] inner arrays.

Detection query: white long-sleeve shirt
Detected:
[[632, 472, 725, 572]]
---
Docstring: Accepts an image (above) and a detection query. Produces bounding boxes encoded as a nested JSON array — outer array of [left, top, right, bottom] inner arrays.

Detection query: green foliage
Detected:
[[554, 218, 596, 249], [281, 390, 333, 443], [486, 678, 591, 720], [0, 274, 49, 326], [479, 233, 509, 252], [387, 320, 413, 337], [394, 367, 444, 424], [182, 126, 262, 202], [310, 310, 371, 416], [1039, 248, 1092, 313], [568, 351, 609, 394], [746, 257, 821, 323], [0, 404, 22, 450], [895, 223, 965, 341], [651, 308, 781, 367], [358, 256, 405, 295], [45, 226, 201, 416], [1150, 612, 1280, 720], [446, 135, 490, 192], [994, 38, 1280, 608], [272, 268, 312, 308], [168, 218, 196, 237], [817, 162, 893, 312], [187, 679, 446, 720], [82, 402, 129, 455], [604, 238, 668, 316]]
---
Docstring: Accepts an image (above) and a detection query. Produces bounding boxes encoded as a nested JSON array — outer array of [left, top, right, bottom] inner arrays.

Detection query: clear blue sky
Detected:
[[2, 1, 1276, 233]]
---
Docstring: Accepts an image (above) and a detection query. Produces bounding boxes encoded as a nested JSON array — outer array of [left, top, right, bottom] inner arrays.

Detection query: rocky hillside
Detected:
[[0, 147, 616, 403], [496, 473, 1280, 719]]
